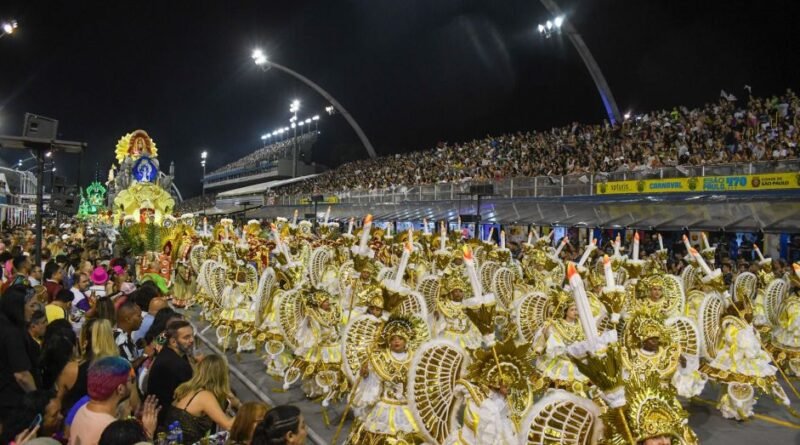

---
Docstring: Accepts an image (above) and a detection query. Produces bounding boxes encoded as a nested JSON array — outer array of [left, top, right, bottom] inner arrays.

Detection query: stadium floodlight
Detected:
[[290, 99, 300, 114], [1, 20, 18, 36], [291, 123, 296, 129], [554, 16, 564, 28], [201, 150, 208, 160], [537, 24, 545, 33], [545, 20, 553, 30], [261, 134, 268, 140], [312, 115, 320, 121], [283, 127, 289, 131], [304, 118, 311, 124], [298, 121, 304, 126], [45, 151, 52, 158], [251, 48, 267, 66], [325, 106, 335, 115], [624, 111, 631, 120]]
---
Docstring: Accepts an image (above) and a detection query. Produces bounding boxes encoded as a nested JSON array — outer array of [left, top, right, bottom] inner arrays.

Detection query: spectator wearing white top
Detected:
[[28, 264, 43, 287], [89, 267, 108, 300]]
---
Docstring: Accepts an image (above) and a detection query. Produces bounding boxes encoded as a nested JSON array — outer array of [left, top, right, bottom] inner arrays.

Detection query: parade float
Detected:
[[104, 129, 184, 289], [107, 129, 176, 225], [76, 180, 108, 220]]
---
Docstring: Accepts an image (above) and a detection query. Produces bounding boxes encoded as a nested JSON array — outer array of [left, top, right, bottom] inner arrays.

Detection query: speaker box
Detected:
[[23, 113, 59, 139]]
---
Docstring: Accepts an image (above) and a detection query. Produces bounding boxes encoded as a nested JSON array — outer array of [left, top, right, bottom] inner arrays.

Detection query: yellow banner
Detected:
[[298, 196, 340, 204], [596, 172, 800, 195]]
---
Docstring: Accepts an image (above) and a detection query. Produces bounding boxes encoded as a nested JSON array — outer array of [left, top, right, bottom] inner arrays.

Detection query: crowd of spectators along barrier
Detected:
[[269, 89, 799, 201], [269, 158, 800, 206]]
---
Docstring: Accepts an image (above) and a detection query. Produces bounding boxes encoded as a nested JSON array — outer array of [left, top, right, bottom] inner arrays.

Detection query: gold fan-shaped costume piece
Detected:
[[384, 287, 430, 322], [681, 265, 700, 292], [519, 389, 602, 445], [491, 266, 515, 309], [515, 292, 552, 344], [307, 245, 333, 290], [189, 244, 207, 274], [476, 260, 495, 293], [764, 278, 789, 326], [277, 289, 305, 350], [407, 339, 468, 445], [665, 315, 704, 358], [731, 271, 758, 304], [416, 274, 441, 315], [698, 293, 725, 360], [342, 313, 383, 385], [253, 267, 276, 328]]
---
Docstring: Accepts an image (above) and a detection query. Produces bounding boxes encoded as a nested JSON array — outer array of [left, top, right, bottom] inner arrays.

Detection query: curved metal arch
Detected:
[[258, 61, 377, 159], [539, 0, 622, 125]]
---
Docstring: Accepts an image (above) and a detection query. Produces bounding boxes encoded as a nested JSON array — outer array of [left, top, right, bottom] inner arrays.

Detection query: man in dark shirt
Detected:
[[0, 285, 39, 419], [43, 261, 64, 303], [146, 320, 195, 425]]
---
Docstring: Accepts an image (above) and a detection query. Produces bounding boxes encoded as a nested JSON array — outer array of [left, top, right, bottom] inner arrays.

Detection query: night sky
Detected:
[[0, 0, 797, 199]]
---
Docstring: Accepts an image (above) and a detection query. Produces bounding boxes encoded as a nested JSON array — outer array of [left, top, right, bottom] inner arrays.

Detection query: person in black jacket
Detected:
[[0, 285, 42, 420], [145, 320, 195, 425]]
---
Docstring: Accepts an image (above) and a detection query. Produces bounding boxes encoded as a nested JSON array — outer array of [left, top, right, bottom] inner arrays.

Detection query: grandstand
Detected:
[[272, 90, 798, 198], [177, 132, 326, 213], [185, 89, 798, 223], [242, 89, 799, 233], [202, 132, 323, 192]]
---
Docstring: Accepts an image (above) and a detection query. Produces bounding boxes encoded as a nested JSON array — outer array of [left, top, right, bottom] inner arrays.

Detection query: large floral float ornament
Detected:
[[109, 129, 175, 224]]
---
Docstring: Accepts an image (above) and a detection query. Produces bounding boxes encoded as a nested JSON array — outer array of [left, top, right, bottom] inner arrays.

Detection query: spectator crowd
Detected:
[[271, 89, 799, 196], [0, 226, 307, 445]]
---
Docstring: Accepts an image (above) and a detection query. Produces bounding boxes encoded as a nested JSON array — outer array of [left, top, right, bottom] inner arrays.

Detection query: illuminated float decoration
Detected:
[[108, 129, 175, 224]]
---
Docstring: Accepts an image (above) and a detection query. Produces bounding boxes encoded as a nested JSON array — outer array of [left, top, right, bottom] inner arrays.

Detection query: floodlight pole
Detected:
[[256, 61, 378, 159], [539, 0, 622, 125], [35, 151, 44, 262]]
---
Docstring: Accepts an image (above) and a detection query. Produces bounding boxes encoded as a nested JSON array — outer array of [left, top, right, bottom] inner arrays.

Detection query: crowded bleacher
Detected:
[[204, 133, 318, 184], [271, 90, 798, 196]]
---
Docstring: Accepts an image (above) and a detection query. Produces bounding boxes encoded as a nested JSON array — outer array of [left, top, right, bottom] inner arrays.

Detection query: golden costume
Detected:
[[283, 290, 346, 405], [433, 273, 482, 349], [347, 315, 427, 445]]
